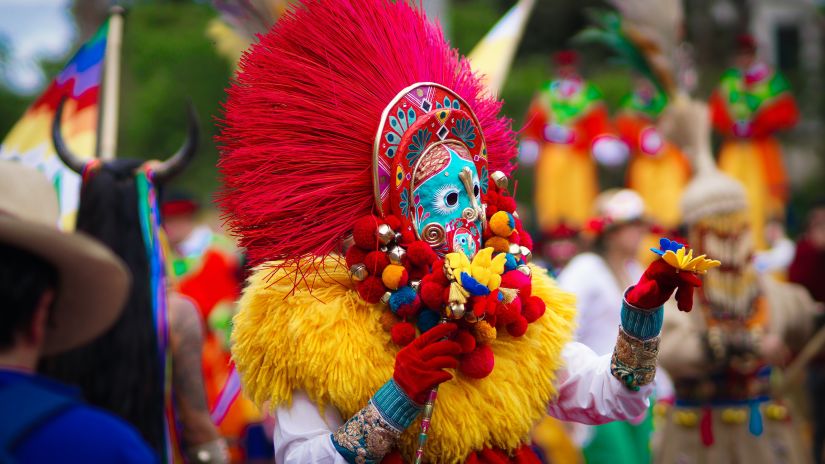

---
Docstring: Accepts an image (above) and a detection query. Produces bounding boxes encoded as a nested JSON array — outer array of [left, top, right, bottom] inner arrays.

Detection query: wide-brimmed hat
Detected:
[[0, 161, 130, 355]]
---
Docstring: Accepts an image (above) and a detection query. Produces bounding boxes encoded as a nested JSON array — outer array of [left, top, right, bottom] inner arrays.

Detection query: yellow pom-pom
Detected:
[[473, 321, 497, 345], [380, 310, 400, 332], [489, 211, 515, 237], [381, 264, 407, 290], [485, 236, 510, 253]]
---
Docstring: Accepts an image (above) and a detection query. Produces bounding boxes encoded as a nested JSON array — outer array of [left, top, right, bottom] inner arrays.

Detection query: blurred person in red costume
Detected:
[[521, 50, 628, 234], [162, 193, 265, 463], [789, 199, 825, 463], [709, 34, 799, 249], [218, 1, 717, 462]]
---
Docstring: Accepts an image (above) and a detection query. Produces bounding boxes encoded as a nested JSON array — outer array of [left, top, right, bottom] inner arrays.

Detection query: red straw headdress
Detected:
[[218, 0, 516, 270]]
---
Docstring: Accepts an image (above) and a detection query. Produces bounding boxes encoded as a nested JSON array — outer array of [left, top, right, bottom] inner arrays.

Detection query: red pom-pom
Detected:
[[469, 295, 488, 319], [408, 265, 428, 281], [353, 215, 380, 250], [400, 229, 417, 245], [522, 296, 546, 323], [345, 246, 367, 268], [363, 251, 389, 275], [429, 261, 450, 286], [458, 344, 495, 379], [396, 296, 422, 318], [420, 281, 446, 310], [384, 215, 402, 232], [391, 322, 416, 346], [506, 315, 529, 337], [501, 270, 531, 293], [484, 292, 500, 317], [508, 230, 521, 246], [357, 276, 386, 304], [520, 230, 534, 251], [496, 297, 521, 326], [455, 329, 476, 354], [498, 196, 517, 213], [407, 241, 437, 267]]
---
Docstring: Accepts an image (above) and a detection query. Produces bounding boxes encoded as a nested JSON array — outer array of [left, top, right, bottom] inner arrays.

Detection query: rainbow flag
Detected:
[[0, 20, 108, 229]]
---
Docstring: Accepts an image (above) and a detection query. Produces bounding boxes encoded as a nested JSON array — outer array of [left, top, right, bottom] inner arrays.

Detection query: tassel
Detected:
[[700, 406, 714, 447], [498, 287, 518, 304], [749, 400, 763, 436], [449, 281, 469, 304]]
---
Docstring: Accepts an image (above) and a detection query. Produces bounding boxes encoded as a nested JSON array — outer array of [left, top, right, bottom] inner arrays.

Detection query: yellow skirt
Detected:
[[627, 143, 691, 230], [534, 143, 598, 230], [718, 138, 787, 250]]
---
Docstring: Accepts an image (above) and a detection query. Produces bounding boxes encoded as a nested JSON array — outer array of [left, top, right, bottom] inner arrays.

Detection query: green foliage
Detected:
[[119, 1, 232, 199]]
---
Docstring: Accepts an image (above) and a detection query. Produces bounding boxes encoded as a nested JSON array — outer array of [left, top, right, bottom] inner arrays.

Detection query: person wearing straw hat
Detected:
[[0, 160, 155, 462]]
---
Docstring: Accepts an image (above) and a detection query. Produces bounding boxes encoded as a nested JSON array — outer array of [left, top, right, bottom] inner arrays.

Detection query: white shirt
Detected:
[[558, 252, 642, 356], [273, 341, 652, 463]]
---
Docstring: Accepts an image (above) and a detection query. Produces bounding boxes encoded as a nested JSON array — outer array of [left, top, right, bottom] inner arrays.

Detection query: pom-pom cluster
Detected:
[[346, 177, 545, 379]]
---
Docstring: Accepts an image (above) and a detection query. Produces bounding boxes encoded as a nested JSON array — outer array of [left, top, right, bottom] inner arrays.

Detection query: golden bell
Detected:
[[350, 264, 368, 282], [447, 302, 465, 319], [520, 246, 532, 262], [377, 224, 396, 245], [380, 291, 392, 305], [410, 280, 421, 291], [490, 171, 509, 190], [388, 246, 406, 265], [516, 264, 531, 276]]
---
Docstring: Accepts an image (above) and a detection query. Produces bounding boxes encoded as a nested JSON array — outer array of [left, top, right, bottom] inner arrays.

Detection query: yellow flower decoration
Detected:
[[445, 247, 507, 291], [662, 247, 721, 274]]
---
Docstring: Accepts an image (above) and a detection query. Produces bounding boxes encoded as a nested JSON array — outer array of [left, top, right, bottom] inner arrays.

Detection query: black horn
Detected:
[[151, 101, 199, 183], [51, 96, 87, 174]]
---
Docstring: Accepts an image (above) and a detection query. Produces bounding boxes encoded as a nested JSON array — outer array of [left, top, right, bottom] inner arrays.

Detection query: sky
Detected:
[[0, 0, 74, 94]]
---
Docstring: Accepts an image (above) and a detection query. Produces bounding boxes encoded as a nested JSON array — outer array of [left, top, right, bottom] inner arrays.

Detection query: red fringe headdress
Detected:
[[218, 0, 516, 272]]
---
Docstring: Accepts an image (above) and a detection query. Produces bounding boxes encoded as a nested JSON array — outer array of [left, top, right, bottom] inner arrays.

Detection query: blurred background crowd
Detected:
[[1, 0, 825, 463]]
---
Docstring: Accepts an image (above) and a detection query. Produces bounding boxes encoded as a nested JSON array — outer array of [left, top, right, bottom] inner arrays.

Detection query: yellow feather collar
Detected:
[[231, 257, 575, 463]]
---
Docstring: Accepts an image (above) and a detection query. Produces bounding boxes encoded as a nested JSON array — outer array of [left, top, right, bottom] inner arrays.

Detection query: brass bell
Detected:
[[410, 280, 421, 291], [508, 243, 521, 256], [490, 171, 509, 190], [447, 302, 466, 319], [519, 246, 532, 262], [350, 264, 368, 282], [388, 246, 406, 265], [516, 264, 532, 277], [380, 291, 392, 305], [464, 311, 484, 324], [377, 224, 396, 245]]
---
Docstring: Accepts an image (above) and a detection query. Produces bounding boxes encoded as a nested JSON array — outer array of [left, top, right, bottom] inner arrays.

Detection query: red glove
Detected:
[[393, 322, 461, 404], [626, 259, 703, 312]]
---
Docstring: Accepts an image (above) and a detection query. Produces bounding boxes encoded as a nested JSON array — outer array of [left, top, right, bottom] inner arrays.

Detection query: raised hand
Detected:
[[393, 323, 461, 404]]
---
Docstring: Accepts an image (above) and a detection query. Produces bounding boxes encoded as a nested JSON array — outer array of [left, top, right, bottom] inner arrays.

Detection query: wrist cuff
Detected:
[[621, 293, 664, 340], [371, 380, 422, 431]]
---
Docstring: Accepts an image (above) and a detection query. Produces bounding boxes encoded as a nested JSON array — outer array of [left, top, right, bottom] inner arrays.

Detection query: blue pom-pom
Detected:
[[417, 310, 441, 333], [389, 286, 417, 313], [503, 253, 518, 271], [460, 272, 490, 296]]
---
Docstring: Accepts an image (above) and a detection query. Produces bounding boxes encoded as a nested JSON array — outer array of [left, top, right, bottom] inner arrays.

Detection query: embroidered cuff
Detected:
[[371, 379, 422, 431], [331, 380, 421, 464], [611, 328, 660, 391], [621, 293, 664, 340]]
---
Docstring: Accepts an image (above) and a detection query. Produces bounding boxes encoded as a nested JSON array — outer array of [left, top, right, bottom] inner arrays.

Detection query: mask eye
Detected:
[[473, 183, 480, 198], [432, 185, 461, 215]]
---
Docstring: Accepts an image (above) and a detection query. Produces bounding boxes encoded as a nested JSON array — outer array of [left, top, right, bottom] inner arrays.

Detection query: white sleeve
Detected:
[[547, 341, 652, 424], [273, 390, 349, 464]]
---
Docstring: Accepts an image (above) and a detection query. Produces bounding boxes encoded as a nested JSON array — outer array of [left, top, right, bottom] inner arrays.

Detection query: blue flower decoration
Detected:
[[651, 237, 685, 256], [406, 128, 432, 164], [385, 108, 416, 158], [436, 97, 461, 110], [451, 118, 476, 148], [480, 165, 489, 194], [399, 190, 410, 217], [460, 272, 490, 296]]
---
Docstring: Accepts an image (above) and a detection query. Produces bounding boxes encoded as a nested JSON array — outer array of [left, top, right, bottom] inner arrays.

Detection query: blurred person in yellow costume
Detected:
[[709, 35, 799, 249], [162, 193, 265, 463], [616, 75, 690, 232], [521, 50, 628, 233]]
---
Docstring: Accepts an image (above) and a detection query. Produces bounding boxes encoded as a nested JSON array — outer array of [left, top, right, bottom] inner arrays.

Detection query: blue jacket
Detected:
[[0, 369, 157, 463]]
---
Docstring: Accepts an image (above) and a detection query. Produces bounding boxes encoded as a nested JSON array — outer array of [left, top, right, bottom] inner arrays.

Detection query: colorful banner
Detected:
[[0, 21, 107, 229], [467, 0, 536, 96]]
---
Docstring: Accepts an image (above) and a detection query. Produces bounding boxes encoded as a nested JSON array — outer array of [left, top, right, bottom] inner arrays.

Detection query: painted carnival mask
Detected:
[[374, 83, 488, 259]]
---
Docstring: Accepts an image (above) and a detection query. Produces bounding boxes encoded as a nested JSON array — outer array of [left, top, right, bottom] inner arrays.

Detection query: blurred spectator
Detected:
[[753, 218, 796, 277], [0, 161, 154, 462], [558, 189, 653, 464], [789, 199, 825, 464]]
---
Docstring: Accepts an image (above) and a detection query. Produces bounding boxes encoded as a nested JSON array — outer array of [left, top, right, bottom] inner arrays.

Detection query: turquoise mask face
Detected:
[[411, 143, 483, 258]]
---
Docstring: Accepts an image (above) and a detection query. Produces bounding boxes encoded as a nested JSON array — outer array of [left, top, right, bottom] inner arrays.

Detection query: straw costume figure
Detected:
[[219, 1, 710, 462]]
